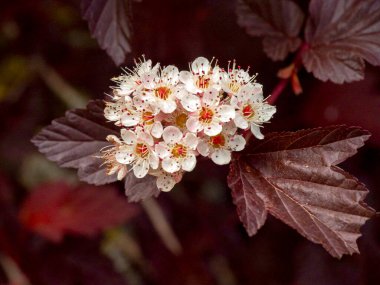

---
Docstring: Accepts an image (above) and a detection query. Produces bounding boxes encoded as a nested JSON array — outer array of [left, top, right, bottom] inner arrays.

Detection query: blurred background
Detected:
[[0, 0, 379, 284]]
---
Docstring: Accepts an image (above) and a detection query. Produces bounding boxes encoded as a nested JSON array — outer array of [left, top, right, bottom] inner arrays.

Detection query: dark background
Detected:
[[0, 0, 379, 284]]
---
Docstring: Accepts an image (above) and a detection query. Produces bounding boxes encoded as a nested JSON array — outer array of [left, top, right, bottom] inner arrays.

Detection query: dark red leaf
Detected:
[[19, 182, 139, 242], [81, 0, 132, 66], [31, 100, 119, 185], [124, 172, 160, 202], [228, 126, 375, 258], [303, 0, 380, 83], [236, 0, 304, 61]]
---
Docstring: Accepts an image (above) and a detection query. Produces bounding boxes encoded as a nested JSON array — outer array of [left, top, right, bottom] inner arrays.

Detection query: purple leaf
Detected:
[[81, 0, 132, 66], [303, 0, 380, 83], [228, 126, 375, 258], [124, 172, 160, 202], [236, 0, 304, 61], [31, 100, 119, 185]]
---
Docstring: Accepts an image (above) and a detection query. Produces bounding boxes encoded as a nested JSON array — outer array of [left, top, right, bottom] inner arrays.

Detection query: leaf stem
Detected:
[[267, 42, 309, 105]]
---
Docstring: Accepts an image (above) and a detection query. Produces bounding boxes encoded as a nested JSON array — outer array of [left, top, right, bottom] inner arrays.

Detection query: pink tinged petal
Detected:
[[162, 126, 183, 144], [238, 84, 254, 102], [106, 135, 121, 144], [183, 133, 198, 149], [162, 158, 181, 173], [142, 72, 156, 89], [223, 121, 237, 135], [155, 143, 170, 158], [115, 149, 135, 164], [120, 129, 137, 145], [181, 94, 201, 112], [196, 141, 210, 157], [216, 105, 235, 122], [179, 71, 193, 85], [157, 174, 176, 192], [162, 65, 179, 85], [228, 135, 246, 151], [202, 89, 220, 107], [137, 131, 154, 146], [211, 148, 231, 165], [175, 88, 188, 100], [117, 166, 127, 180], [159, 99, 177, 114], [203, 121, 222, 136], [151, 121, 163, 138], [256, 104, 276, 122], [251, 124, 264, 140], [230, 96, 240, 108], [234, 113, 249, 129], [186, 117, 202, 133], [191, 57, 210, 75], [251, 83, 264, 102], [121, 113, 139, 127], [181, 155, 196, 172], [104, 107, 121, 121], [133, 159, 149, 178], [149, 153, 159, 169]]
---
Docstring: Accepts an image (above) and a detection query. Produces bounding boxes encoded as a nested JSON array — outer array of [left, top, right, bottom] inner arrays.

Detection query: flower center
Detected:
[[199, 107, 214, 123], [242, 104, 255, 119], [196, 76, 210, 90], [175, 113, 188, 129], [154, 86, 172, 100], [142, 111, 155, 125], [209, 134, 226, 148], [135, 143, 149, 158], [228, 81, 241, 93], [171, 144, 187, 158]]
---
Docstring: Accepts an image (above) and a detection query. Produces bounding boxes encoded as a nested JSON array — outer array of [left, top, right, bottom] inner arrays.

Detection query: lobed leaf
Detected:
[[81, 0, 132, 66], [19, 182, 139, 242], [303, 0, 380, 83], [31, 100, 119, 185], [236, 0, 304, 61], [228, 126, 375, 258]]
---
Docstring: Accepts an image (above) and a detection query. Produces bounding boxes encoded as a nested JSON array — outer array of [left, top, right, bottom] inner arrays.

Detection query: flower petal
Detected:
[[251, 124, 264, 140], [202, 89, 220, 107], [155, 142, 170, 158], [191, 57, 210, 75], [133, 159, 149, 178], [179, 71, 193, 85], [162, 158, 181, 173], [162, 126, 183, 144], [181, 155, 196, 172], [121, 112, 140, 127], [120, 129, 136, 145], [186, 116, 201, 133], [149, 153, 159, 169], [197, 140, 210, 157], [234, 113, 249, 129], [157, 174, 176, 192], [162, 65, 179, 85], [216, 105, 235, 122], [181, 94, 201, 112], [151, 121, 163, 138], [255, 104, 276, 122], [115, 148, 135, 164], [159, 99, 177, 114], [228, 135, 246, 151], [183, 133, 198, 149], [203, 121, 222, 136], [211, 149, 231, 165]]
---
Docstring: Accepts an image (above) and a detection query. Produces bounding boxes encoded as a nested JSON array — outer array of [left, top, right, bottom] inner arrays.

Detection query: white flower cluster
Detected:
[[101, 57, 276, 192]]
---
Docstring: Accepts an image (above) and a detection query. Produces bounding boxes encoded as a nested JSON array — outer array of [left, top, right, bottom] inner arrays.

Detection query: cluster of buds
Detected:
[[101, 57, 276, 192]]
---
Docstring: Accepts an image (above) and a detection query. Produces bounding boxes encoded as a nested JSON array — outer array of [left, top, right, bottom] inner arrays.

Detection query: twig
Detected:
[[141, 198, 182, 255], [32, 56, 88, 108]]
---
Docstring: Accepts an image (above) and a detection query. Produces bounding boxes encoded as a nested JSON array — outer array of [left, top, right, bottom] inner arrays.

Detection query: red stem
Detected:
[[267, 42, 309, 105]]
